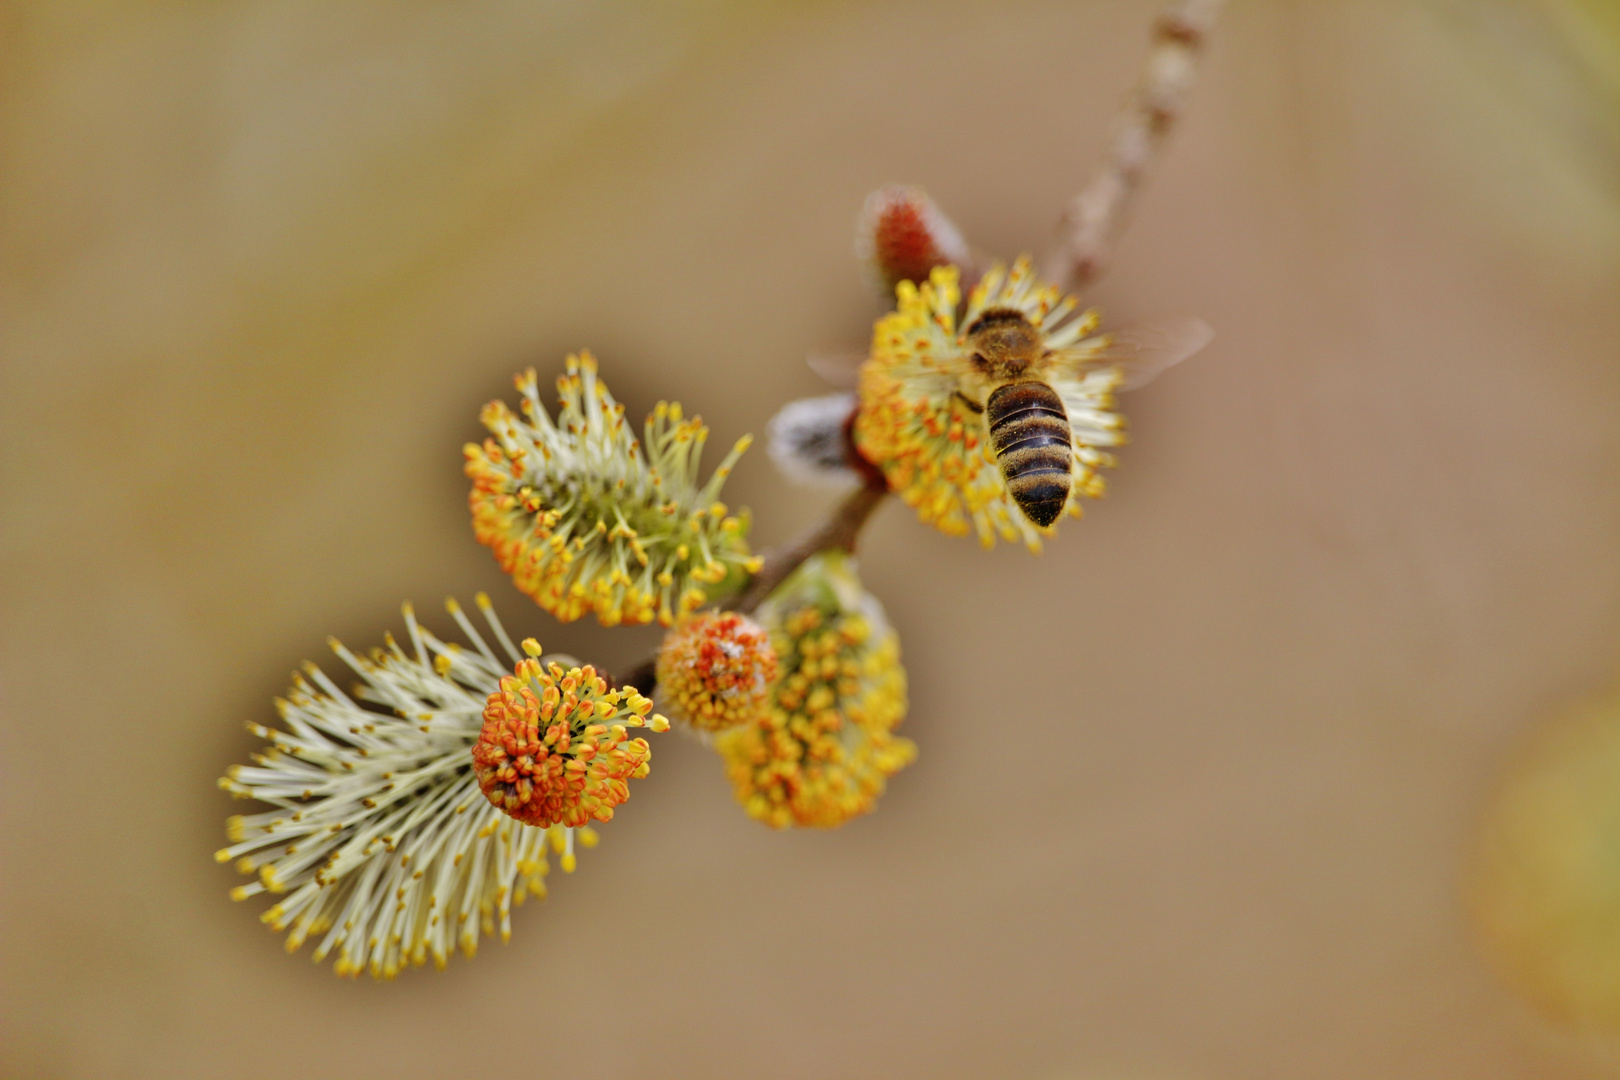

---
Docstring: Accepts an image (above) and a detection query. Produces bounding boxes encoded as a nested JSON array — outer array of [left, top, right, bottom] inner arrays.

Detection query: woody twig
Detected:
[[620, 459, 887, 695], [624, 0, 1224, 696], [1043, 0, 1226, 293]]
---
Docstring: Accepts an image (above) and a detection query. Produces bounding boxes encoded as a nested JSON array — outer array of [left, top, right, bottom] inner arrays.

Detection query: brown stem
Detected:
[[1043, 0, 1226, 293], [616, 480, 889, 694], [617, 656, 658, 696], [727, 480, 889, 616]]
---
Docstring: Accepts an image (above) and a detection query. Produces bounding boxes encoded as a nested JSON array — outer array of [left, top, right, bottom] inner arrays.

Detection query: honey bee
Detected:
[[950, 307, 1213, 527], [806, 301, 1211, 526]]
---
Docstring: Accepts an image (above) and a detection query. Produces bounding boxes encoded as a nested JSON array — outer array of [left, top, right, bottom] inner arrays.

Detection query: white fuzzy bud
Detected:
[[766, 393, 859, 488]]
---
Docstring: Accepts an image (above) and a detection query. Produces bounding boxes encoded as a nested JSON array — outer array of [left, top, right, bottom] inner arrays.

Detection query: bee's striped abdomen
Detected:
[[986, 380, 1072, 528]]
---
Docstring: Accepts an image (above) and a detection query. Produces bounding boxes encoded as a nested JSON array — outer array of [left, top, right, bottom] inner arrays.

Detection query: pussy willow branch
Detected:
[[620, 0, 1222, 696], [727, 479, 889, 616], [617, 479, 887, 694], [1042, 0, 1226, 292]]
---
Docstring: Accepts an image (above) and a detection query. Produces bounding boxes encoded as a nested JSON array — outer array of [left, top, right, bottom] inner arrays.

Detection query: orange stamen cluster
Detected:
[[473, 641, 668, 828], [656, 611, 778, 732]]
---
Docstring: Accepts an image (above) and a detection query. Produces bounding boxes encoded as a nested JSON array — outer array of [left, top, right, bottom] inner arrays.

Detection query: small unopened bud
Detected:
[[656, 611, 778, 733], [856, 185, 973, 297], [767, 393, 860, 488]]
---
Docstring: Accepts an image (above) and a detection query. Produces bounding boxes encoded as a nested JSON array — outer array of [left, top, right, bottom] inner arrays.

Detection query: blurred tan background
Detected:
[[4, 1, 1620, 1077]]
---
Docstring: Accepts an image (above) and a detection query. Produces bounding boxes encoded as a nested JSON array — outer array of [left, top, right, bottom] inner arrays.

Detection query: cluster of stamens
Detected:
[[715, 554, 915, 829], [473, 641, 667, 827], [215, 598, 616, 978], [656, 611, 779, 733], [465, 352, 760, 625]]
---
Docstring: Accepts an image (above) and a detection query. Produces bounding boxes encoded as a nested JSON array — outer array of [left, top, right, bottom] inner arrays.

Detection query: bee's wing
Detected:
[[805, 345, 868, 391], [1076, 317, 1214, 392]]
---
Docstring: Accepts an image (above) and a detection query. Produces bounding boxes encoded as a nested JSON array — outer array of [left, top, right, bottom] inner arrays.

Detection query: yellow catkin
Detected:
[[714, 552, 915, 829], [465, 352, 760, 626], [218, 602, 614, 979]]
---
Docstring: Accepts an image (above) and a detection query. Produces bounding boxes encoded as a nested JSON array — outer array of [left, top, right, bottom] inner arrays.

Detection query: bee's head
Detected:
[[965, 308, 1043, 377]]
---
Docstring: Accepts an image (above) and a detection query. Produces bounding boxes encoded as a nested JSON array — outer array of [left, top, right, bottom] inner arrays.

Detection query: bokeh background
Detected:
[[4, 1, 1620, 1077]]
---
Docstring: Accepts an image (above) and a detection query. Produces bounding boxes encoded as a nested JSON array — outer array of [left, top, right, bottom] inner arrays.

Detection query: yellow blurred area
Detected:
[[1555, 0, 1620, 91], [1476, 691, 1620, 1037], [2, 2, 1620, 1079]]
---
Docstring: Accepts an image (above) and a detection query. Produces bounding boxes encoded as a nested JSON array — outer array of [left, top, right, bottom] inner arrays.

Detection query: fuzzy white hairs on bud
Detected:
[[766, 393, 860, 488]]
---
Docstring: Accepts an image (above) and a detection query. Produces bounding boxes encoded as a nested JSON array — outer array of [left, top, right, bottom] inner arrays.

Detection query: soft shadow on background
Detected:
[[4, 2, 1620, 1078]]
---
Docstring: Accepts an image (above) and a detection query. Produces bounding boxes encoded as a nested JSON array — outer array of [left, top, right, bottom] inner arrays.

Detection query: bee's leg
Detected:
[[954, 390, 985, 414]]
